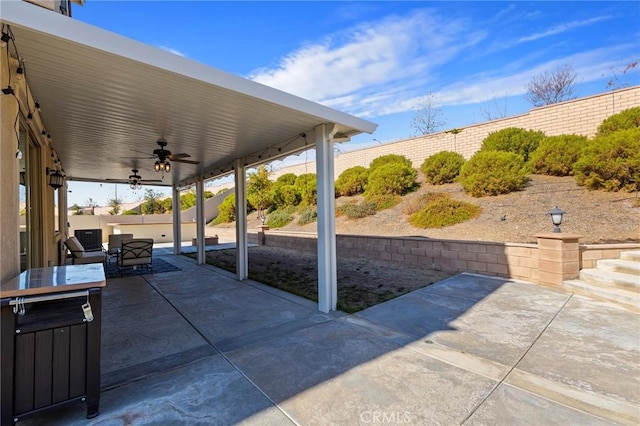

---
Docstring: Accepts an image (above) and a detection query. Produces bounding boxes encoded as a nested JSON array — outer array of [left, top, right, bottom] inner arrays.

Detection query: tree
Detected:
[[525, 64, 577, 107], [479, 97, 508, 121], [85, 198, 98, 215], [605, 60, 638, 90], [411, 92, 446, 135], [140, 189, 166, 214], [247, 165, 273, 223], [107, 197, 123, 215]]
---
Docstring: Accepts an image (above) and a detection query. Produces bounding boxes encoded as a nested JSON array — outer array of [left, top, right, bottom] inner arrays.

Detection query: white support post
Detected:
[[315, 124, 337, 312], [172, 186, 181, 255], [234, 160, 248, 280], [195, 179, 205, 265]]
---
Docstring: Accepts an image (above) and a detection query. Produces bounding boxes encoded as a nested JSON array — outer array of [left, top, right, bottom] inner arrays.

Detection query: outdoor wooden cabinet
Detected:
[[0, 265, 105, 425]]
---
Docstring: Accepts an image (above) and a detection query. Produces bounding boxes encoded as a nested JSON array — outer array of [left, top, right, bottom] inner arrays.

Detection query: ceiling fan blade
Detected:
[[140, 179, 164, 183], [130, 148, 154, 155], [167, 153, 191, 160], [172, 158, 200, 165]]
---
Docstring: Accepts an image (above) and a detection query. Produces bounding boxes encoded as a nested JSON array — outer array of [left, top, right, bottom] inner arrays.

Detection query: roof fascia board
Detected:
[[3, 1, 378, 135]]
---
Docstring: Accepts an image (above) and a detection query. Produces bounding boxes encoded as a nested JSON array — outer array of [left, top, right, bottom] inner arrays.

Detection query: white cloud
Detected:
[[517, 16, 612, 43]]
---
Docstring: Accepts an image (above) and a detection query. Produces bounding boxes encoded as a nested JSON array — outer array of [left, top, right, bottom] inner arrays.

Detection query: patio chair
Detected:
[[107, 233, 133, 265], [118, 239, 154, 276], [64, 236, 107, 266]]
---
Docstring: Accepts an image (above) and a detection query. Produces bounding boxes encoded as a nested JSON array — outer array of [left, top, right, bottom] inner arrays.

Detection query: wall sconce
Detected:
[[548, 206, 564, 233], [154, 160, 171, 172], [46, 167, 64, 189]]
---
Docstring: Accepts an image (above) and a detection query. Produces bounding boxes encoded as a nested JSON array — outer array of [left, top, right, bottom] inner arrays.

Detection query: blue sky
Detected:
[[67, 1, 640, 206]]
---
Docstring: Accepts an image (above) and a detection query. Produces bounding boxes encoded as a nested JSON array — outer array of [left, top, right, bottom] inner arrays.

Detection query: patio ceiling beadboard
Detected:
[[2, 1, 377, 188]]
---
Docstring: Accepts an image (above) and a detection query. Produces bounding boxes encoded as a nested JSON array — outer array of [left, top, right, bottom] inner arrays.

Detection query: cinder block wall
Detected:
[[271, 86, 640, 179]]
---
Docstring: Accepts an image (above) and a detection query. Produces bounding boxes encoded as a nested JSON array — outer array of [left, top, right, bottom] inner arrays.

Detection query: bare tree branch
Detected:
[[411, 92, 446, 135], [525, 64, 577, 107], [479, 97, 509, 121]]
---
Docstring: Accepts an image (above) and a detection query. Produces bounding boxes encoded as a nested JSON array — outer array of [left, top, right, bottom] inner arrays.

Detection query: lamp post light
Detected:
[[548, 206, 564, 233]]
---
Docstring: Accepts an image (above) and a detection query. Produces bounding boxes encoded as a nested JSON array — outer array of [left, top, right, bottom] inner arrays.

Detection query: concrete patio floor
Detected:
[[19, 250, 640, 425]]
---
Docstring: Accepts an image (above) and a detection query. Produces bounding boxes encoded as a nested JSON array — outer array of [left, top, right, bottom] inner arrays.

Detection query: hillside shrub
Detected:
[[480, 127, 545, 162], [335, 166, 369, 196], [529, 134, 587, 176], [573, 127, 640, 192], [337, 201, 377, 218], [364, 194, 402, 211], [597, 107, 640, 136], [369, 154, 413, 171], [275, 173, 298, 186], [266, 210, 294, 228], [409, 194, 481, 228], [420, 151, 465, 184], [212, 194, 236, 224], [365, 163, 417, 196], [271, 184, 300, 209], [294, 173, 317, 206], [122, 209, 139, 215], [402, 192, 449, 216], [297, 207, 317, 225], [458, 151, 528, 197]]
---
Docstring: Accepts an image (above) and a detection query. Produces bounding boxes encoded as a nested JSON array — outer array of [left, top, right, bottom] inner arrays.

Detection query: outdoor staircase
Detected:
[[563, 251, 640, 312]]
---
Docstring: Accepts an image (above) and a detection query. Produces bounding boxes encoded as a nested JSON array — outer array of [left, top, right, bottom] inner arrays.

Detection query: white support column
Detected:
[[172, 186, 181, 255], [234, 160, 248, 280], [195, 179, 206, 265], [315, 124, 337, 312]]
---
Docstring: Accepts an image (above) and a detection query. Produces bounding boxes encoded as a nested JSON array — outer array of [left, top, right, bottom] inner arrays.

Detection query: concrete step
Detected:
[[563, 280, 640, 312], [620, 251, 640, 262], [579, 268, 640, 291], [597, 259, 640, 276]]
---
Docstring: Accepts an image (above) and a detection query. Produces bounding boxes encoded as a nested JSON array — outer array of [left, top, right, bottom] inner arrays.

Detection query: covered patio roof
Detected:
[[3, 1, 377, 188]]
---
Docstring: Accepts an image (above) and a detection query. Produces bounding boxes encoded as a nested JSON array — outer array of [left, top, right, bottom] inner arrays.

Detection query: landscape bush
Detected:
[[266, 210, 294, 228], [480, 127, 545, 162], [573, 127, 640, 192], [271, 184, 300, 209], [420, 151, 466, 184], [529, 134, 587, 176], [364, 194, 402, 211], [297, 206, 317, 225], [335, 166, 369, 196], [294, 173, 317, 206], [596, 107, 640, 136], [409, 194, 481, 228], [458, 151, 529, 197], [402, 192, 449, 216], [365, 163, 417, 196], [212, 194, 236, 224], [369, 154, 413, 171], [336, 201, 377, 218]]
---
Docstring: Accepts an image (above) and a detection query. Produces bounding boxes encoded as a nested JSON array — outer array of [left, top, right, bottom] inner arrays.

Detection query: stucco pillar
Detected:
[[535, 233, 583, 287], [172, 186, 181, 255], [234, 160, 248, 280], [316, 124, 337, 313]]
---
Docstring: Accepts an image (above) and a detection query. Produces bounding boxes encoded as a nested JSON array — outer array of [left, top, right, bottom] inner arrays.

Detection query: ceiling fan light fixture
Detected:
[[154, 161, 161, 172], [164, 161, 171, 172]]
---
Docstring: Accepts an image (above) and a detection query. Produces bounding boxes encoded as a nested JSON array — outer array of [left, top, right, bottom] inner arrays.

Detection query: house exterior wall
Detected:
[[1, 52, 62, 282]]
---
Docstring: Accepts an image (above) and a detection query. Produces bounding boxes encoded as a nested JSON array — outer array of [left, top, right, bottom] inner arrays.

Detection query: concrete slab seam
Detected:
[[460, 293, 575, 424]]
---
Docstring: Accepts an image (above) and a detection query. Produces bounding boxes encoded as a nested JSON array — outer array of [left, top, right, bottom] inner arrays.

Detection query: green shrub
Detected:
[[402, 192, 449, 215], [420, 151, 466, 184], [409, 194, 481, 228], [597, 107, 640, 136], [266, 210, 294, 228], [529, 134, 587, 176], [297, 207, 317, 225], [212, 194, 236, 224], [335, 166, 369, 196], [294, 173, 317, 206], [458, 151, 529, 197], [122, 209, 139, 215], [271, 184, 300, 209], [369, 154, 413, 171], [573, 127, 640, 192], [276, 173, 298, 186], [336, 201, 377, 218], [365, 163, 417, 196], [480, 127, 545, 162], [364, 194, 402, 211]]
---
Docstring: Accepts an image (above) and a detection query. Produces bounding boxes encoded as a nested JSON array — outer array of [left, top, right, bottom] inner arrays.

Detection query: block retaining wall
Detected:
[[248, 231, 640, 285]]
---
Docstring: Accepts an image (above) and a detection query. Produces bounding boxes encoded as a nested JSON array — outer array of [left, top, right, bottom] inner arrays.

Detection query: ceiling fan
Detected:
[[127, 169, 162, 189], [129, 138, 200, 172]]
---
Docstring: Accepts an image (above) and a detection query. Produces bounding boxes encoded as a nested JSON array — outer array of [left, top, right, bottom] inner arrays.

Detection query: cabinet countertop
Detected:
[[1, 264, 106, 298]]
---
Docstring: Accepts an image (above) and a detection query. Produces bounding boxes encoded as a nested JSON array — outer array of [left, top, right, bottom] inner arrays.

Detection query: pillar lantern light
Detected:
[[548, 206, 564, 233]]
